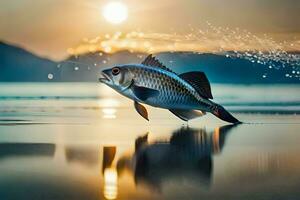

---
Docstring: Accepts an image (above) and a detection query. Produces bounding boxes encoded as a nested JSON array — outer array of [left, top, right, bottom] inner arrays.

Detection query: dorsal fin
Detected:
[[179, 71, 213, 99], [141, 54, 175, 74]]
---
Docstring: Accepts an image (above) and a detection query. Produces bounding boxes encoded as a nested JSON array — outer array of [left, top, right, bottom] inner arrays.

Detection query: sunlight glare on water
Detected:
[[103, 168, 118, 200]]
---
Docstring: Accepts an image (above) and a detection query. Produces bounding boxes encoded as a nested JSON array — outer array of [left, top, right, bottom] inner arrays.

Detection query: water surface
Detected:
[[0, 83, 299, 200]]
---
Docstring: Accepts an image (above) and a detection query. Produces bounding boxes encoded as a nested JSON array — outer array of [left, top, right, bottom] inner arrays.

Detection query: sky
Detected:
[[0, 0, 299, 60]]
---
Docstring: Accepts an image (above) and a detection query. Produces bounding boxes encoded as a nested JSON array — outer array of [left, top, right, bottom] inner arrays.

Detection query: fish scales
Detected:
[[128, 66, 205, 109]]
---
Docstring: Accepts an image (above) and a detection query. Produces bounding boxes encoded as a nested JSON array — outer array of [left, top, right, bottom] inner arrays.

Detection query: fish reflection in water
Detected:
[[102, 125, 236, 197], [65, 146, 100, 166]]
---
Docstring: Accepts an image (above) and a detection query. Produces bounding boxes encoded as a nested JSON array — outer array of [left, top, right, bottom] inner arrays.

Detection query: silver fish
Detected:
[[99, 54, 240, 124]]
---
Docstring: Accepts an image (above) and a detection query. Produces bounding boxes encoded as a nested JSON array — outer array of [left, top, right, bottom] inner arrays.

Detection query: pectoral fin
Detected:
[[132, 85, 159, 101], [134, 101, 149, 121], [169, 109, 206, 121]]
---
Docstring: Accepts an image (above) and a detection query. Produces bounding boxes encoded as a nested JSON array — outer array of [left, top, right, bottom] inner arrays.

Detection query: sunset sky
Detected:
[[0, 0, 299, 60]]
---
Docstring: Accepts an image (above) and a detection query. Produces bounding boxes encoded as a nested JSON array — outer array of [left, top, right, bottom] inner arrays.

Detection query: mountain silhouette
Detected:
[[0, 41, 299, 84], [0, 41, 60, 82]]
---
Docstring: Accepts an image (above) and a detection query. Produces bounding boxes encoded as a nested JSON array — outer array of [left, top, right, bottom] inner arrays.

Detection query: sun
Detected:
[[102, 2, 128, 24]]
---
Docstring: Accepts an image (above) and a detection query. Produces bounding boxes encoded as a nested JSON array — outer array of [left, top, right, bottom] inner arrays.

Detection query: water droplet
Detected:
[[102, 60, 107, 64], [262, 74, 267, 78], [74, 66, 79, 71], [48, 73, 54, 80]]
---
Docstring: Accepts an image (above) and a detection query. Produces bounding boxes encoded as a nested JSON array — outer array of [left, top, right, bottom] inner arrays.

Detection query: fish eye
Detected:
[[112, 67, 120, 76]]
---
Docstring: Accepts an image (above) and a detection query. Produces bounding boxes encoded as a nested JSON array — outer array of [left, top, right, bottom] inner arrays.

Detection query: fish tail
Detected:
[[211, 104, 241, 124]]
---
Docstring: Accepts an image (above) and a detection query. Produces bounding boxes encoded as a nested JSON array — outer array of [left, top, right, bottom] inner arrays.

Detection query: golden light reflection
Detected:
[[97, 97, 119, 119], [103, 168, 118, 200], [97, 98, 120, 107], [102, 108, 116, 119]]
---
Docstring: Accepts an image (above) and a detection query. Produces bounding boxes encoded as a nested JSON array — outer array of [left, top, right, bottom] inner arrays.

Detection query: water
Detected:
[[0, 83, 299, 200]]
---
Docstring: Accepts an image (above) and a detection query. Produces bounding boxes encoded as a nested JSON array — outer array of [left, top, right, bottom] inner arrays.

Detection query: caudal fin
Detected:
[[212, 105, 241, 124]]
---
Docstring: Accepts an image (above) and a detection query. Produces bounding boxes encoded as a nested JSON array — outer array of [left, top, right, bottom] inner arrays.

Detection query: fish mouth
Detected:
[[99, 72, 110, 83]]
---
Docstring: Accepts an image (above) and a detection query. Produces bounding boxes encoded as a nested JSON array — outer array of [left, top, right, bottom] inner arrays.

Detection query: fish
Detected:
[[99, 54, 240, 124]]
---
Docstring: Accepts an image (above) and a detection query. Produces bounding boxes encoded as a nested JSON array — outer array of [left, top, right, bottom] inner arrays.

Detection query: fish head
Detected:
[[99, 65, 134, 91]]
